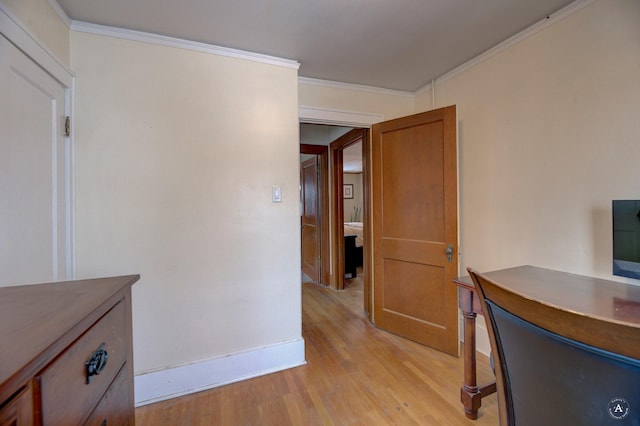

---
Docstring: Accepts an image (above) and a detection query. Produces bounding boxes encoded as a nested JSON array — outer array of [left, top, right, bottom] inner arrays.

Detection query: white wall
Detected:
[[344, 173, 363, 221], [0, 0, 70, 66], [299, 79, 416, 122], [70, 31, 303, 387], [8, 0, 639, 396], [419, 0, 640, 282]]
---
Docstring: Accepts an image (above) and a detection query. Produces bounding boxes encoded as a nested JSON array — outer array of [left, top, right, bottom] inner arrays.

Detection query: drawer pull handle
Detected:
[[85, 343, 108, 384]]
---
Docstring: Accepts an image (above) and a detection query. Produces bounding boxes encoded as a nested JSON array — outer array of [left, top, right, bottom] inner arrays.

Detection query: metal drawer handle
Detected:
[[85, 343, 108, 384]]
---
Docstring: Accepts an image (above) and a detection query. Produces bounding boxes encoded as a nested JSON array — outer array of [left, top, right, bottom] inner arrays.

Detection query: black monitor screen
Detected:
[[612, 200, 640, 280]]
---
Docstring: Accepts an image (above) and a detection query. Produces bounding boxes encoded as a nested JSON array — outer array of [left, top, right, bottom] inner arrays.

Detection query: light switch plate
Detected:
[[272, 186, 282, 203]]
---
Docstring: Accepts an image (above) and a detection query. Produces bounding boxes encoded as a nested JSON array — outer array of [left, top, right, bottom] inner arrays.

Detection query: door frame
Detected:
[[330, 129, 371, 317], [329, 130, 365, 281], [300, 107, 380, 320], [1, 6, 76, 280], [300, 144, 330, 285]]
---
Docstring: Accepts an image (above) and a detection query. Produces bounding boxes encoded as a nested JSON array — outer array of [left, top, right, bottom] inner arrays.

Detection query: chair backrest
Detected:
[[468, 268, 640, 426]]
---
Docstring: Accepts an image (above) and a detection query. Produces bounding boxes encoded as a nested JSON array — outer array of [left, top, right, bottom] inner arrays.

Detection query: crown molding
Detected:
[[298, 77, 413, 98], [56, 0, 593, 96], [431, 0, 595, 88], [414, 81, 434, 98], [70, 21, 300, 70], [299, 106, 383, 127]]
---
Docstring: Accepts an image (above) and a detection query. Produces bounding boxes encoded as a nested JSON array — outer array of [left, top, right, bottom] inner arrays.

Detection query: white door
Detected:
[[0, 34, 70, 286]]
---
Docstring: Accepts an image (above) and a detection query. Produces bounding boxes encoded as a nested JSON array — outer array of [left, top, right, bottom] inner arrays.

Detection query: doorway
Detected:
[[299, 107, 459, 356], [299, 124, 372, 319]]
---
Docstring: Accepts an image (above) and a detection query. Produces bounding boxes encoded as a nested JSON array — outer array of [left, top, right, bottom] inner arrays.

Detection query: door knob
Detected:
[[446, 244, 454, 263]]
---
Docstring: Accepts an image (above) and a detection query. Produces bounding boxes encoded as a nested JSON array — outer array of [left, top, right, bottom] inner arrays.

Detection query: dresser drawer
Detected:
[[0, 384, 33, 425], [85, 365, 132, 426], [39, 301, 127, 425]]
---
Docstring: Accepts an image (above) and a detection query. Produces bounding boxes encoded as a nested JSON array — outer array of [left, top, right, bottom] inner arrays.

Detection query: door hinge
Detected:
[[64, 116, 71, 137]]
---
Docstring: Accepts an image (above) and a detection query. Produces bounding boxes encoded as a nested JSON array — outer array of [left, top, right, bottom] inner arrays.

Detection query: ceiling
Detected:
[[57, 0, 575, 92]]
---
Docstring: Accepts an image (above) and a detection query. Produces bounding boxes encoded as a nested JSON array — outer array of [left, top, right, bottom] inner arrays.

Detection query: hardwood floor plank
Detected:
[[135, 276, 498, 425]]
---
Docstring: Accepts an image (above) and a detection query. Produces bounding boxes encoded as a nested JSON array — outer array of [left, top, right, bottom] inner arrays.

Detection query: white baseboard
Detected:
[[134, 338, 306, 406]]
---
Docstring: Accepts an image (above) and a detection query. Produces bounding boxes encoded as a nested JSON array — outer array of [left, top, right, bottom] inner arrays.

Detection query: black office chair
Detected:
[[468, 268, 640, 425]]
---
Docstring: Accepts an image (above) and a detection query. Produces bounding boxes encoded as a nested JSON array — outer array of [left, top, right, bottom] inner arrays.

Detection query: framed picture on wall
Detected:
[[343, 184, 354, 199]]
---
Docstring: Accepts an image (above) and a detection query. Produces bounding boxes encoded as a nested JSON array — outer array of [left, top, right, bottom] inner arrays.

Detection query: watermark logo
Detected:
[[608, 397, 630, 420]]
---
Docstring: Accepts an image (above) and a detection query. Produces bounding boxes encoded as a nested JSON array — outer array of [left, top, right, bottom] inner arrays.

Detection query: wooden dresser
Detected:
[[0, 275, 139, 425]]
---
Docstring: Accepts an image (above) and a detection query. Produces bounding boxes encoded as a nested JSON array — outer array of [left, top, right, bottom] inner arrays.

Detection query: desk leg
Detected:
[[460, 310, 482, 420]]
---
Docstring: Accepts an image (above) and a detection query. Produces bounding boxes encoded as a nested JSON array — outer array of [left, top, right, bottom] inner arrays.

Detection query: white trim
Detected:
[[414, 81, 433, 98], [298, 76, 413, 98], [0, 3, 76, 281], [47, 0, 71, 28], [0, 4, 74, 86], [422, 0, 595, 92], [51, 96, 59, 280], [299, 106, 384, 128], [70, 21, 300, 70], [65, 82, 76, 280], [134, 338, 306, 406]]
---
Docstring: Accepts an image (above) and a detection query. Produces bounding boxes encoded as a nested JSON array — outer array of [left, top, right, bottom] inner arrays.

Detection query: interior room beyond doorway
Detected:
[[299, 123, 365, 290]]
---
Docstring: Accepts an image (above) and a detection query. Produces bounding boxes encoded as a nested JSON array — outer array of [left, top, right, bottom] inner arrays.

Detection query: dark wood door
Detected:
[[301, 156, 320, 282], [372, 106, 459, 356]]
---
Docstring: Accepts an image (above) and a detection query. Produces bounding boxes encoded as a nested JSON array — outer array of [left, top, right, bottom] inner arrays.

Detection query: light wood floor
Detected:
[[135, 273, 498, 425]]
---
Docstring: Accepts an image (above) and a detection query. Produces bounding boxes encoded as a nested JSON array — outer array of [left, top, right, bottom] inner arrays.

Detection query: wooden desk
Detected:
[[453, 274, 496, 420], [453, 265, 640, 420]]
